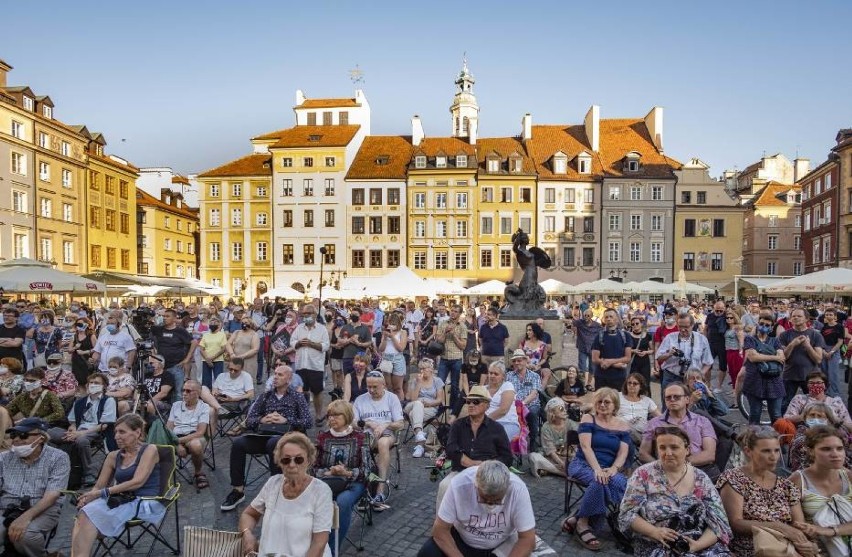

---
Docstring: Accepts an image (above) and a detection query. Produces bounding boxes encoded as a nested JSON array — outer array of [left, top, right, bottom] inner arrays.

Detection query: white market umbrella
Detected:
[[0, 258, 105, 293], [540, 278, 573, 295], [625, 280, 672, 295], [267, 285, 308, 300], [431, 279, 468, 297], [575, 278, 628, 295], [764, 268, 852, 296], [344, 266, 444, 299], [465, 279, 509, 296]]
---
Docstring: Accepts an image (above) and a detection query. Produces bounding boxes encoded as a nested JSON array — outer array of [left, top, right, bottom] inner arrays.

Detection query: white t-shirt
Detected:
[[439, 466, 535, 550], [618, 394, 658, 432], [212, 370, 254, 398], [167, 400, 210, 436], [352, 390, 403, 425], [487, 381, 519, 429], [251, 475, 332, 557], [68, 395, 117, 431], [93, 331, 137, 372]]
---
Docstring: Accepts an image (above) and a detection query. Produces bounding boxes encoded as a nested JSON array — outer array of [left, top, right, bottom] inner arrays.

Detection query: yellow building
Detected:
[[197, 153, 273, 301], [136, 189, 199, 279], [674, 158, 745, 290], [85, 133, 138, 274], [475, 137, 537, 281]]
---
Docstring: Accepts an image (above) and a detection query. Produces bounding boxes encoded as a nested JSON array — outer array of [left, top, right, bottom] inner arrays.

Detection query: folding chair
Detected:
[[402, 403, 450, 445], [95, 444, 182, 557], [243, 433, 277, 488], [175, 430, 216, 488], [214, 400, 250, 440], [563, 431, 586, 516]]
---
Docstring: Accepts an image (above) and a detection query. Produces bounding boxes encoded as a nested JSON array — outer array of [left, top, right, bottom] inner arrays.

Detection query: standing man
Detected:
[[590, 308, 632, 391], [741, 302, 761, 332], [338, 308, 372, 375], [248, 299, 268, 383], [371, 300, 385, 347], [289, 304, 330, 424], [435, 305, 468, 408], [656, 313, 714, 393], [652, 307, 680, 378], [703, 301, 729, 390], [404, 301, 423, 362], [819, 308, 848, 398], [0, 308, 27, 371], [478, 307, 509, 369], [778, 307, 826, 411], [507, 350, 543, 453], [151, 308, 195, 398], [573, 309, 603, 389]]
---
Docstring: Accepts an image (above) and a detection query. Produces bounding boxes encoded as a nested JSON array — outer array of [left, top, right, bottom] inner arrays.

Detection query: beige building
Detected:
[[136, 189, 199, 279], [741, 181, 803, 277], [674, 158, 744, 289]]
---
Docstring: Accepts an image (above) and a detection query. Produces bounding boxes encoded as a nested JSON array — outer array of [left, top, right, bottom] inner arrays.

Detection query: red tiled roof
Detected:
[[475, 137, 536, 175], [526, 124, 601, 181], [197, 153, 272, 178], [298, 98, 360, 108], [251, 128, 290, 141], [744, 181, 801, 208], [269, 125, 361, 149], [346, 136, 414, 180], [172, 175, 190, 185], [88, 152, 140, 174], [415, 137, 477, 157], [136, 188, 198, 219]]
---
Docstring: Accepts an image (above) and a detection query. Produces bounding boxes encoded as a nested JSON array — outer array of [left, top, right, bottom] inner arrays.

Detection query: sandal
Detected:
[[194, 473, 209, 489], [561, 516, 577, 534], [576, 528, 601, 551]]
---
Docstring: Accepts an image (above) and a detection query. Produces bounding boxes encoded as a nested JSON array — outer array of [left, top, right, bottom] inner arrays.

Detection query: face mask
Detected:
[[304, 317, 316, 327], [241, 323, 250, 331], [806, 418, 828, 427], [106, 324, 118, 334], [70, 306, 80, 312], [0, 366, 7, 374], [88, 384, 103, 395], [777, 312, 788, 319], [23, 381, 41, 392], [46, 364, 61, 372], [757, 325, 772, 335], [209, 324, 220, 332], [351, 315, 360, 323], [665, 317, 675, 325], [809, 383, 826, 397], [40, 319, 50, 326], [284, 317, 293, 325], [108, 367, 120, 376], [325, 314, 333, 322], [144, 363, 154, 374], [10, 441, 38, 459]]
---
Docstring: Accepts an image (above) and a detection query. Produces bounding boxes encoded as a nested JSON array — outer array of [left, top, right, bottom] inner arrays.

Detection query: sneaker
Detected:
[[82, 474, 97, 488], [414, 431, 427, 443], [412, 445, 425, 458], [371, 493, 390, 512], [220, 489, 245, 511]]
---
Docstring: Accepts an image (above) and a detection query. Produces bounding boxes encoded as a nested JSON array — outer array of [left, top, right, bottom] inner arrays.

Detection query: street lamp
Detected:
[[318, 246, 328, 315], [609, 268, 629, 282]]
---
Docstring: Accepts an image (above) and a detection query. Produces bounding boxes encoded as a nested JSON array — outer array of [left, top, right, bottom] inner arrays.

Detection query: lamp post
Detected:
[[609, 268, 629, 283], [318, 246, 328, 317]]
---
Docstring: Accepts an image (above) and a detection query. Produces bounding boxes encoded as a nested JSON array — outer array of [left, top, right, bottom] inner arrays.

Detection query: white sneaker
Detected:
[[412, 445, 425, 458], [414, 431, 427, 443]]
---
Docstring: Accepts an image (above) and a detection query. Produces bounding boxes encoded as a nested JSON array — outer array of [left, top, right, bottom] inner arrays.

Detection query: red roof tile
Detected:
[[744, 181, 801, 208], [270, 125, 361, 149], [415, 137, 477, 157], [475, 137, 536, 175], [298, 98, 360, 108], [197, 153, 272, 178], [136, 189, 198, 219], [346, 136, 414, 180]]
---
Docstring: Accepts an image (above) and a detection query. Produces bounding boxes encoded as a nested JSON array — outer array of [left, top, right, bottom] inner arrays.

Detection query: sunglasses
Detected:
[[725, 317, 735, 320], [664, 394, 686, 401], [182, 389, 196, 393], [465, 398, 486, 406], [280, 455, 306, 466], [9, 431, 39, 440]]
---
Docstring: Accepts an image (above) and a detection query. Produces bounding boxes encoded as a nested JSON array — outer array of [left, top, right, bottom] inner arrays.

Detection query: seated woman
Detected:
[[70, 413, 164, 556], [528, 398, 569, 478], [43, 352, 79, 408], [780, 371, 852, 431], [685, 370, 729, 418], [520, 322, 551, 385], [562, 387, 632, 551], [314, 400, 369, 556], [0, 357, 24, 405], [241, 432, 333, 557], [483, 361, 520, 441], [552, 365, 586, 403], [618, 372, 660, 445], [342, 353, 370, 403], [405, 358, 446, 458], [788, 402, 852, 471], [717, 426, 819, 557], [619, 426, 732, 557], [104, 356, 136, 416], [791, 425, 852, 557]]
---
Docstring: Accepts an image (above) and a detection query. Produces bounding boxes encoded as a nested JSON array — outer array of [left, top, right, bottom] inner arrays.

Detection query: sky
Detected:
[[3, 0, 851, 178]]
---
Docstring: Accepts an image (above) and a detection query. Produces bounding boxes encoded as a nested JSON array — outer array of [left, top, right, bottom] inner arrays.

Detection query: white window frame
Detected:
[[456, 155, 467, 168], [11, 120, 24, 139], [232, 182, 242, 197], [39, 132, 49, 148], [210, 243, 221, 261], [651, 242, 662, 263], [232, 242, 243, 261], [63, 203, 72, 222], [609, 214, 621, 231], [209, 209, 220, 226], [39, 161, 49, 181], [415, 155, 426, 169], [630, 214, 642, 230], [608, 241, 621, 262], [256, 212, 268, 226], [436, 156, 447, 168], [256, 241, 268, 261], [629, 242, 641, 263], [456, 192, 468, 209], [61, 141, 70, 156], [651, 186, 663, 201], [630, 186, 641, 201], [63, 241, 73, 264], [62, 169, 72, 187], [435, 193, 447, 209], [413, 192, 425, 208]]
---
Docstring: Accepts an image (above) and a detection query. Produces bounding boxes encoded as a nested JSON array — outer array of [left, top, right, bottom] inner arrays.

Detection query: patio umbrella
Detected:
[[0, 257, 105, 293], [465, 279, 509, 296], [763, 268, 852, 296], [540, 278, 573, 295], [266, 285, 308, 299]]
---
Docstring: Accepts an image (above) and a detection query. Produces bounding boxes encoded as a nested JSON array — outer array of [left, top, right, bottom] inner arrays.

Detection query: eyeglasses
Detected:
[[664, 394, 686, 401], [9, 431, 39, 440], [807, 381, 825, 386], [228, 367, 240, 372], [725, 317, 735, 321], [279, 455, 306, 466], [465, 398, 486, 406]]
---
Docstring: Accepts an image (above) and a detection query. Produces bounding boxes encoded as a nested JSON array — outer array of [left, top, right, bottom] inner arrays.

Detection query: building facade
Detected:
[[831, 130, 852, 268], [136, 189, 199, 279], [674, 159, 744, 288], [725, 153, 810, 195], [801, 156, 840, 273], [741, 181, 803, 276]]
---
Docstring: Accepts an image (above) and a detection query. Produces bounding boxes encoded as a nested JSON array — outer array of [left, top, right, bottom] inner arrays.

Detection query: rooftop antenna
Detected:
[[349, 64, 364, 86]]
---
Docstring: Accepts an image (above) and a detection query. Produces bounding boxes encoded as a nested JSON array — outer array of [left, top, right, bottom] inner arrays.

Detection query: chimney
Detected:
[[793, 158, 811, 183], [412, 115, 424, 147], [0, 59, 11, 89], [295, 89, 306, 106], [521, 113, 532, 141], [644, 106, 664, 152], [468, 117, 478, 145], [584, 105, 600, 152]]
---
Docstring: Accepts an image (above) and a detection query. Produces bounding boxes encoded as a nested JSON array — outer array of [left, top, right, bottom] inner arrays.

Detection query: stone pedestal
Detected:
[[501, 315, 565, 365]]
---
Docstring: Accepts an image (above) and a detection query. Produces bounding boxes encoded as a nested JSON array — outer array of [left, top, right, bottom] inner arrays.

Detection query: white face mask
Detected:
[[10, 440, 38, 459], [23, 381, 41, 392], [108, 367, 120, 376], [88, 384, 103, 395], [0, 366, 8, 375], [46, 364, 61, 372]]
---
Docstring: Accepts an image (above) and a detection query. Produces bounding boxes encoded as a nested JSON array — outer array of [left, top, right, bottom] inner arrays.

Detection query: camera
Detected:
[[671, 348, 684, 358], [3, 497, 31, 528], [106, 492, 136, 509]]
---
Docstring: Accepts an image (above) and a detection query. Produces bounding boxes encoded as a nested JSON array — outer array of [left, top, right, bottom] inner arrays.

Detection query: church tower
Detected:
[[450, 57, 479, 144]]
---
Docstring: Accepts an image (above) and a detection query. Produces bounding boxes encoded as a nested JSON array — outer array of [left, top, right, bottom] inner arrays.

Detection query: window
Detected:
[[824, 237, 831, 262], [455, 251, 468, 270], [629, 242, 641, 262], [563, 247, 576, 266], [283, 210, 293, 227], [480, 216, 493, 235], [435, 252, 448, 270], [793, 261, 803, 275], [456, 220, 468, 237], [40, 198, 52, 218], [164, 238, 172, 251], [578, 156, 591, 174], [630, 215, 642, 230], [303, 244, 315, 265], [713, 219, 725, 237], [630, 186, 641, 201], [415, 155, 426, 169], [413, 251, 426, 269], [539, 188, 554, 204], [414, 193, 425, 209], [370, 250, 383, 268], [61, 141, 70, 156], [352, 189, 365, 205], [684, 219, 696, 237], [436, 220, 446, 238], [106, 247, 116, 269], [500, 187, 513, 203], [231, 208, 242, 226], [11, 120, 24, 139], [303, 157, 314, 167], [282, 157, 293, 168], [176, 240, 183, 253], [187, 243, 195, 255], [456, 192, 468, 209], [11, 152, 26, 175], [767, 261, 778, 275], [105, 209, 115, 231], [583, 216, 595, 234], [825, 201, 832, 222], [804, 211, 811, 231], [697, 191, 707, 204], [608, 186, 620, 200], [413, 220, 425, 238], [281, 179, 293, 196], [164, 216, 171, 229], [303, 179, 313, 196], [584, 189, 594, 204], [325, 156, 335, 168], [544, 216, 556, 232], [324, 209, 335, 227], [256, 242, 268, 261], [500, 249, 512, 267], [38, 161, 49, 181], [103, 176, 115, 195], [352, 216, 365, 234], [651, 186, 663, 201], [436, 156, 447, 168], [768, 235, 778, 250], [90, 207, 101, 228], [63, 204, 72, 222], [304, 210, 314, 227], [826, 173, 833, 189], [500, 216, 513, 235], [324, 179, 335, 196], [813, 240, 821, 263], [481, 187, 493, 203], [436, 193, 447, 208], [582, 247, 595, 266], [256, 186, 267, 197], [388, 188, 400, 205], [520, 188, 532, 203], [608, 241, 621, 262], [232, 182, 242, 197], [487, 159, 500, 173], [210, 243, 220, 261], [520, 216, 532, 234], [388, 216, 400, 234], [815, 178, 822, 195], [21, 96, 33, 110], [370, 189, 382, 205], [564, 188, 576, 204], [39, 132, 49, 148], [90, 245, 101, 267], [323, 244, 336, 265], [63, 241, 74, 264], [456, 155, 467, 168], [282, 244, 294, 265], [480, 250, 492, 268], [609, 214, 621, 231], [554, 156, 567, 174], [651, 215, 662, 231], [339, 112, 349, 125], [13, 233, 28, 259], [39, 238, 52, 261], [564, 216, 575, 232], [43, 106, 52, 119], [256, 212, 268, 226], [120, 249, 129, 270], [62, 169, 72, 188], [683, 252, 695, 271], [651, 242, 662, 263], [681, 191, 691, 203], [627, 160, 640, 172], [794, 235, 801, 250], [12, 190, 26, 213], [369, 216, 382, 234], [120, 213, 129, 233], [711, 253, 723, 271], [768, 215, 778, 227]]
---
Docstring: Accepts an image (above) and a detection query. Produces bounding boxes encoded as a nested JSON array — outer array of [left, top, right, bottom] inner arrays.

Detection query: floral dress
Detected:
[[715, 468, 801, 557], [107, 373, 137, 401], [43, 368, 79, 401], [34, 327, 62, 358], [619, 462, 732, 557]]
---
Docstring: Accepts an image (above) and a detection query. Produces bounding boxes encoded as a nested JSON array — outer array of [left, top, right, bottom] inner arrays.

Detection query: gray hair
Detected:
[[488, 360, 506, 377], [685, 369, 704, 383], [677, 312, 695, 326], [475, 460, 511, 499]]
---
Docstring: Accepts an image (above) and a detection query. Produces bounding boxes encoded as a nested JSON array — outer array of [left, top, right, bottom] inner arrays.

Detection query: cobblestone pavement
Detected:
[[48, 330, 760, 556]]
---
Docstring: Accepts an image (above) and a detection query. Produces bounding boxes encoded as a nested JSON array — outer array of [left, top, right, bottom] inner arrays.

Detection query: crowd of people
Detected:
[[2, 294, 852, 556]]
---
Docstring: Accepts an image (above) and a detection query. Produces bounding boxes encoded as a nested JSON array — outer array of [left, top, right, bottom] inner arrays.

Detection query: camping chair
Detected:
[[214, 400, 251, 440], [175, 428, 216, 488], [562, 430, 586, 516], [95, 444, 182, 557]]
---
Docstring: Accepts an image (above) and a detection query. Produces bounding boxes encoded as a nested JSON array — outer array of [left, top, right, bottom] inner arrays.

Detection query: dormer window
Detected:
[[577, 152, 592, 174], [375, 156, 389, 166], [43, 106, 52, 119], [308, 134, 322, 142], [165, 195, 171, 205], [415, 155, 426, 169], [96, 145, 103, 156], [509, 156, 522, 173], [487, 158, 500, 173], [176, 198, 182, 208], [624, 151, 641, 172], [436, 156, 447, 168], [456, 154, 467, 168], [553, 152, 568, 174], [23, 96, 33, 111]]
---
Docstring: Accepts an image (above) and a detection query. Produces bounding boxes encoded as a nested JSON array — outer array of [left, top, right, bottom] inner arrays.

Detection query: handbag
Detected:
[[34, 353, 47, 368], [321, 476, 350, 497], [426, 340, 445, 356], [753, 525, 803, 557], [811, 489, 852, 557], [378, 358, 394, 374], [182, 526, 243, 557]]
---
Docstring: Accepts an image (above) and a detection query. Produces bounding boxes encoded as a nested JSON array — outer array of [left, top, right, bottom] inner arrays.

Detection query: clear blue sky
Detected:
[[3, 0, 851, 178]]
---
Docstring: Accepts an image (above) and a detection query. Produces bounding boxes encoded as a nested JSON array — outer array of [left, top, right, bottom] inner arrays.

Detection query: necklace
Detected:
[[666, 463, 689, 489]]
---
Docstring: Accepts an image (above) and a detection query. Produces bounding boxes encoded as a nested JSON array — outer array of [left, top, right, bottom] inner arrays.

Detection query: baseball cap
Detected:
[[7, 417, 49, 435], [46, 353, 63, 362]]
